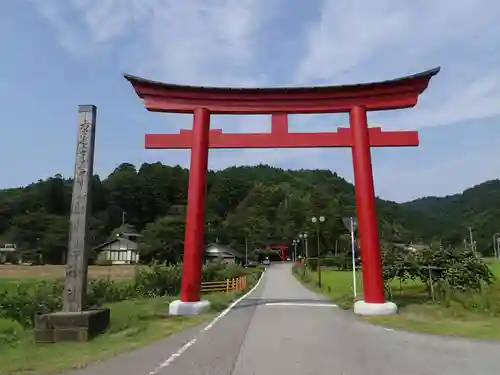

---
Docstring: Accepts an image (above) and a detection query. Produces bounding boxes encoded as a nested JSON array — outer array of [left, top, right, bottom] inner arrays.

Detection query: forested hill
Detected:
[[402, 179, 500, 253], [0, 162, 498, 263]]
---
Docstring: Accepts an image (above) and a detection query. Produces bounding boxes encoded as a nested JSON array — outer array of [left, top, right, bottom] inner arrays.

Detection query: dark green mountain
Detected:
[[402, 180, 500, 254], [0, 162, 498, 263]]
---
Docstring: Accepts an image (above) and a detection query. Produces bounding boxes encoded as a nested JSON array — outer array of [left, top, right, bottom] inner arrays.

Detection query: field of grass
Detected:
[[0, 264, 137, 281], [0, 264, 262, 374], [0, 290, 247, 375], [0, 293, 235, 375], [298, 260, 500, 340], [0, 265, 138, 293]]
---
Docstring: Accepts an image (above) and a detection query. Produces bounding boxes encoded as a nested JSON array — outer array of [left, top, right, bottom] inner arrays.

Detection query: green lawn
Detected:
[[0, 291, 241, 375], [297, 261, 500, 340], [0, 277, 48, 292]]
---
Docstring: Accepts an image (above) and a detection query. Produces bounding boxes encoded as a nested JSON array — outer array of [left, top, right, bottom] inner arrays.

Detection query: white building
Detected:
[[0, 243, 17, 263], [204, 243, 243, 264], [94, 233, 141, 265]]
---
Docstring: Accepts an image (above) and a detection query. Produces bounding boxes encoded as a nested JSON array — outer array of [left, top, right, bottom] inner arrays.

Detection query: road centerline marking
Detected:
[[147, 270, 266, 375]]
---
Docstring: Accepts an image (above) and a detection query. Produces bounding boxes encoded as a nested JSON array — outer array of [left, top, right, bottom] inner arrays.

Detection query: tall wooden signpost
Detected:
[[63, 105, 96, 312], [126, 68, 440, 316], [35, 105, 110, 343]]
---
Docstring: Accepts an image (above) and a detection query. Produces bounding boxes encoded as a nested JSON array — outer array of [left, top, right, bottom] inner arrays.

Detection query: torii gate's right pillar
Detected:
[[350, 106, 394, 315]]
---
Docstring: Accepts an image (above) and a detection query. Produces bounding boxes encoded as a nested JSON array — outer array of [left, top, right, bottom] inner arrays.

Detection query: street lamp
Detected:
[[312, 216, 326, 287], [292, 239, 298, 262], [311, 216, 326, 224], [298, 234, 303, 260], [311, 216, 325, 255], [298, 233, 308, 258], [303, 233, 308, 262]]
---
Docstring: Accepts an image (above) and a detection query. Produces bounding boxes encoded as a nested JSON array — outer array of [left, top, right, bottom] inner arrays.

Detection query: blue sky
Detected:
[[2, 0, 500, 202]]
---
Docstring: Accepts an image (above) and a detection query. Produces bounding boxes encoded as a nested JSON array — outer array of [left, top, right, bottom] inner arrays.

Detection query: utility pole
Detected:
[[497, 237, 500, 259], [468, 227, 475, 257], [122, 211, 126, 227], [497, 236, 500, 259], [245, 235, 248, 264], [342, 216, 358, 298], [350, 217, 357, 298], [312, 216, 326, 287]]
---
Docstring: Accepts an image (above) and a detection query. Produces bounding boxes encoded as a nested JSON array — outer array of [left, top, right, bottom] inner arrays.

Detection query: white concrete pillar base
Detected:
[[354, 300, 398, 316], [169, 300, 211, 316]]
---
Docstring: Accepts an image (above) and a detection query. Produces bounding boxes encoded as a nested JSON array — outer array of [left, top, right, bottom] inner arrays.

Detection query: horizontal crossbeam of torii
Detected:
[[145, 114, 418, 149]]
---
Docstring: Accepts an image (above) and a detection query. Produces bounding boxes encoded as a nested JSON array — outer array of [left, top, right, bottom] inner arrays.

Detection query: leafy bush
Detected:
[[0, 317, 25, 347], [202, 260, 247, 282], [134, 264, 182, 297], [86, 278, 139, 306], [0, 281, 63, 327], [292, 263, 312, 283], [0, 262, 250, 327], [381, 245, 495, 304]]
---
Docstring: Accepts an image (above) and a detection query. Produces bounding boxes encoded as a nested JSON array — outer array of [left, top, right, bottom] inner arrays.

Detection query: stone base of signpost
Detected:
[[353, 301, 398, 316], [34, 308, 110, 343]]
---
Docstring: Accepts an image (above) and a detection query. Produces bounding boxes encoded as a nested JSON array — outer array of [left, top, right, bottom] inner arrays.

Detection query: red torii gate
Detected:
[[125, 67, 440, 316], [264, 243, 289, 261]]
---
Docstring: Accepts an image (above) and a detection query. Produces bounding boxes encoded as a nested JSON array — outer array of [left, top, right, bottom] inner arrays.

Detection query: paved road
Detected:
[[69, 263, 500, 375]]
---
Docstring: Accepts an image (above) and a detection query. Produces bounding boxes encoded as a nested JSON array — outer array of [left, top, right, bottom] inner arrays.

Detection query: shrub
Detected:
[[134, 264, 182, 297], [292, 263, 312, 283], [86, 278, 138, 307], [202, 260, 247, 282], [0, 317, 25, 347], [381, 245, 496, 307], [0, 262, 250, 327], [0, 281, 63, 327]]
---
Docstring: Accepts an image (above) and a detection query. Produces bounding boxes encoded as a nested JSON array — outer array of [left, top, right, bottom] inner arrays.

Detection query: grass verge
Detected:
[[293, 263, 500, 340], [0, 288, 253, 375]]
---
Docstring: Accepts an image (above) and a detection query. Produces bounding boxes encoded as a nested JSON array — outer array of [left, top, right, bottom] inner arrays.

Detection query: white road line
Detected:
[[384, 328, 395, 332], [148, 270, 266, 375], [264, 302, 338, 307]]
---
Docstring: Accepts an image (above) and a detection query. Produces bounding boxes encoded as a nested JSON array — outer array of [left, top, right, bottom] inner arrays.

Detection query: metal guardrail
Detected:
[[200, 276, 248, 294]]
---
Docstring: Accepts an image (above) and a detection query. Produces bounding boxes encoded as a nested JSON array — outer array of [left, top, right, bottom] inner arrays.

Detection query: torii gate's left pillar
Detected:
[[169, 108, 212, 316]]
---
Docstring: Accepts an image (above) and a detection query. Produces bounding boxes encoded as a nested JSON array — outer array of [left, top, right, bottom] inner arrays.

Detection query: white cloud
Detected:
[[295, 0, 409, 84], [295, 0, 500, 130], [27, 0, 500, 200], [30, 0, 500, 126], [30, 0, 267, 85]]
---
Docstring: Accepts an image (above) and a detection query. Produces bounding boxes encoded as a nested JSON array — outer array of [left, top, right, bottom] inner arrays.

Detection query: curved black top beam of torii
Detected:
[[123, 67, 441, 114]]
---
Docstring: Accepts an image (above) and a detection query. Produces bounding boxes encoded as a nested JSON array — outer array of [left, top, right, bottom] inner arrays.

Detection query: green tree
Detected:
[[140, 216, 185, 264]]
